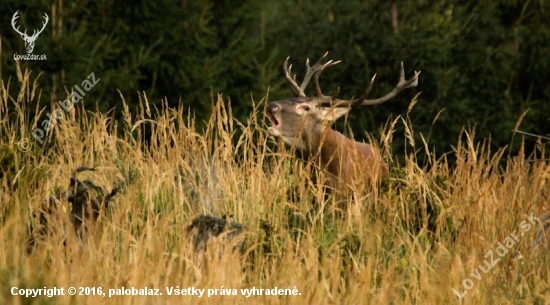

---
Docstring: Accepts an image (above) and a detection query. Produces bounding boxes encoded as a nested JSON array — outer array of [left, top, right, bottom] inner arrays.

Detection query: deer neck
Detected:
[[301, 126, 347, 176]]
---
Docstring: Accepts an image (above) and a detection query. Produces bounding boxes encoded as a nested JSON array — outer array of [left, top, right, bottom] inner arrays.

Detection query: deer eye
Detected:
[[303, 106, 310, 111]]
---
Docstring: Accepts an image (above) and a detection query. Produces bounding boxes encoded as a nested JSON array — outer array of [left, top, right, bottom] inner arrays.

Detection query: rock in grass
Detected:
[[64, 167, 119, 232], [28, 167, 119, 250], [187, 215, 244, 254]]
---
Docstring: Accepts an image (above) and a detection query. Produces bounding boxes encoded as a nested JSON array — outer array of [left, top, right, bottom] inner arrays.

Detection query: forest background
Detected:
[[1, 0, 548, 161]]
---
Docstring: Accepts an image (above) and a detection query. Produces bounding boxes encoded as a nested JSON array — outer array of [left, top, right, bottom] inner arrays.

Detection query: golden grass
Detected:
[[0, 68, 549, 305]]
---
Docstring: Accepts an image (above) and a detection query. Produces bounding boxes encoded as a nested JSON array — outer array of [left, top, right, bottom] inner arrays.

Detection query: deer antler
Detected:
[[331, 62, 420, 107], [32, 12, 49, 39], [11, 11, 49, 39], [283, 57, 304, 97], [283, 52, 341, 98], [11, 11, 26, 37], [284, 53, 419, 106], [312, 55, 341, 99], [302, 52, 341, 94]]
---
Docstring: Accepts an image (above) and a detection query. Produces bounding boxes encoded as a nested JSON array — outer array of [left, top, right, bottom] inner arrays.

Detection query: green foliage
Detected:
[[1, 0, 548, 162], [0, 144, 16, 183]]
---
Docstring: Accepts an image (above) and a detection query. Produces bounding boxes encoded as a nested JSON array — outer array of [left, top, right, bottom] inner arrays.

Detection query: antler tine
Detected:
[[313, 59, 341, 99], [299, 51, 330, 92], [355, 74, 377, 102], [32, 13, 49, 38], [334, 62, 420, 107], [11, 11, 26, 36], [283, 57, 306, 97]]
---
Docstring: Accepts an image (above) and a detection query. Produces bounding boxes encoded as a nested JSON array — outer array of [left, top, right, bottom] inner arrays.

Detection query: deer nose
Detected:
[[267, 103, 279, 114]]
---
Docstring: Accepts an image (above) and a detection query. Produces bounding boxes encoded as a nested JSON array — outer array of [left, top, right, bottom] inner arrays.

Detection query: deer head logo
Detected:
[[11, 11, 49, 54]]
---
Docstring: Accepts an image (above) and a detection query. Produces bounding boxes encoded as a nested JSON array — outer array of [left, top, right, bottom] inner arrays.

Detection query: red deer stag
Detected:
[[267, 53, 420, 196]]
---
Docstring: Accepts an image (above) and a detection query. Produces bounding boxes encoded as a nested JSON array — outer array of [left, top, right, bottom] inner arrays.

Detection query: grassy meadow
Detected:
[[0, 68, 549, 305]]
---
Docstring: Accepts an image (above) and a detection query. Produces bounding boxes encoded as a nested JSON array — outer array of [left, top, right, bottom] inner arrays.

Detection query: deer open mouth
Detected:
[[267, 112, 281, 136]]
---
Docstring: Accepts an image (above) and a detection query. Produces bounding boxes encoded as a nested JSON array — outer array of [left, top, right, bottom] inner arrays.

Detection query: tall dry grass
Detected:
[[0, 68, 549, 305]]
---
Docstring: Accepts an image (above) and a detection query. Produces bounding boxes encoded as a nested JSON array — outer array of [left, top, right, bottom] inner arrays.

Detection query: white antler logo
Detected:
[[11, 11, 49, 54]]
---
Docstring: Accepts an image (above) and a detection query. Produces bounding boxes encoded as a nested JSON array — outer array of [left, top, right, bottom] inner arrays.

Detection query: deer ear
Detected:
[[320, 107, 350, 122]]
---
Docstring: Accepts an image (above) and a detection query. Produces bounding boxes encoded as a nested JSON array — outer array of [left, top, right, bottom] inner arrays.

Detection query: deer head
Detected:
[[267, 53, 420, 189], [11, 11, 49, 54]]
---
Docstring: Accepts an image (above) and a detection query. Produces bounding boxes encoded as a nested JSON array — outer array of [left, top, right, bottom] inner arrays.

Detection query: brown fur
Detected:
[[267, 54, 418, 200], [267, 98, 387, 197], [317, 129, 387, 191]]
